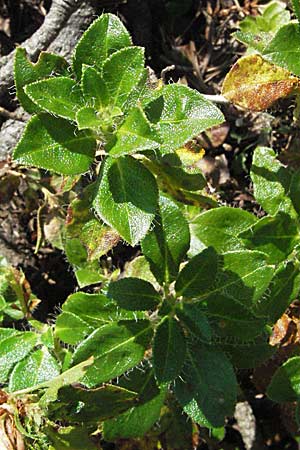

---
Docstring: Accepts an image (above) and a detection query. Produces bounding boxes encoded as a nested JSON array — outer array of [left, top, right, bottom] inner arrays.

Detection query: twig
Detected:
[[202, 94, 229, 104]]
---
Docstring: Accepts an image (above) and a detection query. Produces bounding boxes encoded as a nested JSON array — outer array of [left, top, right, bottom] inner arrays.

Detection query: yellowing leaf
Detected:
[[222, 54, 300, 111]]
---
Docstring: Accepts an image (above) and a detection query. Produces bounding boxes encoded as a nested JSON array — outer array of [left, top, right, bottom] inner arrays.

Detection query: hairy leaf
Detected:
[[153, 316, 186, 384], [108, 106, 161, 156], [158, 84, 224, 153], [263, 23, 300, 76], [175, 345, 237, 428], [267, 357, 300, 402], [24, 77, 84, 120], [0, 331, 37, 383], [251, 147, 297, 217], [55, 292, 143, 345], [13, 114, 96, 175], [189, 206, 257, 255], [107, 277, 160, 311], [102, 47, 145, 110], [93, 156, 158, 245], [142, 195, 190, 284], [14, 47, 69, 113], [73, 13, 132, 78], [72, 320, 153, 387], [9, 347, 60, 392]]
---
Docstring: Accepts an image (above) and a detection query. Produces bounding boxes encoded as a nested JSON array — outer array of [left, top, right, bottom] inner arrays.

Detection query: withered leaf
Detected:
[[222, 54, 300, 111]]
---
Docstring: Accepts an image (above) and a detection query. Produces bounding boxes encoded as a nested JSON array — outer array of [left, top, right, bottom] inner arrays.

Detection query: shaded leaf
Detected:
[[175, 345, 237, 427], [46, 425, 97, 449], [153, 316, 186, 384], [267, 357, 300, 402], [240, 212, 299, 264], [192, 251, 274, 339], [255, 261, 300, 322], [56, 384, 137, 423], [175, 247, 218, 298], [103, 367, 166, 439], [108, 277, 160, 311], [142, 195, 190, 284], [81, 65, 109, 109]]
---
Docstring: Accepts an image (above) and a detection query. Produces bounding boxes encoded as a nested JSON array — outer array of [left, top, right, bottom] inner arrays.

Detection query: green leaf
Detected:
[[102, 47, 145, 111], [103, 367, 166, 439], [189, 206, 257, 255], [192, 251, 274, 339], [46, 425, 97, 450], [157, 84, 224, 153], [93, 156, 158, 245], [123, 256, 159, 288], [73, 13, 132, 78], [267, 357, 300, 402], [251, 147, 297, 217], [64, 238, 105, 288], [9, 347, 60, 392], [55, 292, 142, 345], [142, 195, 190, 284], [72, 320, 153, 387], [290, 169, 300, 215], [13, 114, 96, 175], [153, 316, 186, 384], [222, 54, 299, 111], [221, 332, 275, 369], [81, 65, 109, 109], [175, 345, 237, 427], [14, 47, 69, 113], [56, 384, 137, 423], [263, 23, 300, 76], [255, 261, 300, 322], [234, 1, 290, 51], [107, 277, 160, 311], [176, 303, 212, 343], [40, 358, 94, 405], [175, 247, 218, 298], [66, 185, 120, 261], [292, 0, 300, 25], [240, 212, 299, 263], [154, 157, 207, 192], [24, 77, 84, 121], [0, 331, 37, 383], [108, 106, 161, 156], [76, 107, 102, 131]]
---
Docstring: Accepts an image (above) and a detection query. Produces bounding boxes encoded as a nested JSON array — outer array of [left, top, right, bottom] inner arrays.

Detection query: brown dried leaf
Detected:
[[222, 54, 300, 111]]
